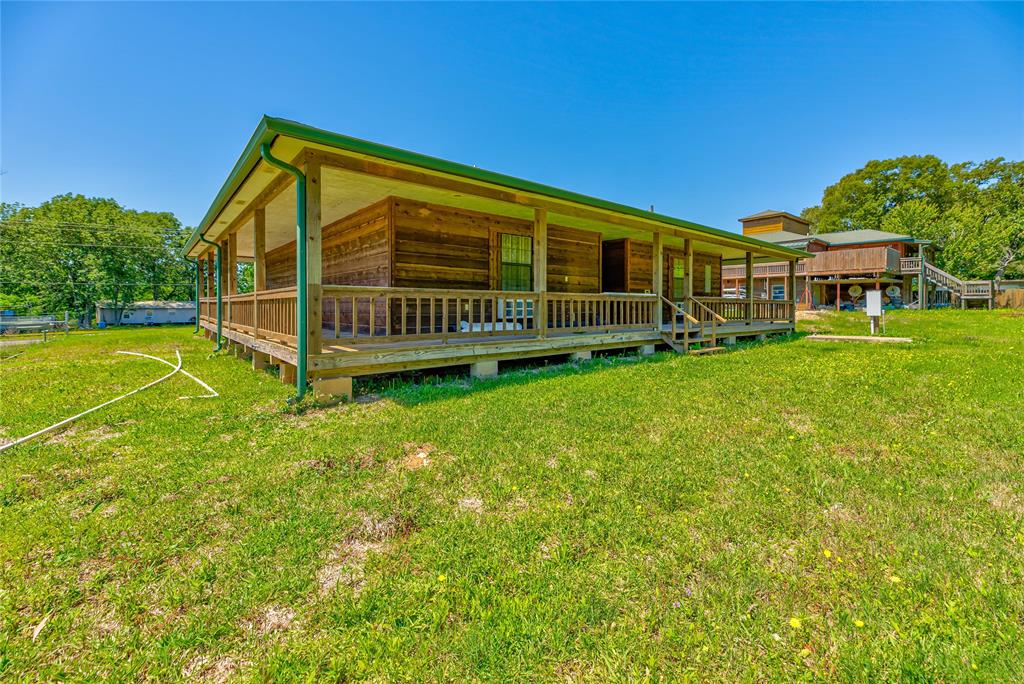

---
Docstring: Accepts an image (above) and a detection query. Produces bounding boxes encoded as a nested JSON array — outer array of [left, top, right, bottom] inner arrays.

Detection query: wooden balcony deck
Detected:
[[199, 286, 795, 377]]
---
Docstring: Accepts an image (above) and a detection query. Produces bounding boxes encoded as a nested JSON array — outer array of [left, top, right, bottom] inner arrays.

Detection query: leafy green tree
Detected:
[[0, 194, 192, 322], [803, 156, 1024, 279], [805, 155, 955, 234]]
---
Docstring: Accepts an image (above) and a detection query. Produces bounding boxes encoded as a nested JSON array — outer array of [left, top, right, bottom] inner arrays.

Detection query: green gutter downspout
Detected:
[[259, 142, 307, 402], [197, 234, 223, 351], [187, 257, 201, 334]]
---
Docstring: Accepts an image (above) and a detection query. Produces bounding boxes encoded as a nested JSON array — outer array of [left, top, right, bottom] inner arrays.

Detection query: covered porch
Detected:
[[187, 118, 804, 397]]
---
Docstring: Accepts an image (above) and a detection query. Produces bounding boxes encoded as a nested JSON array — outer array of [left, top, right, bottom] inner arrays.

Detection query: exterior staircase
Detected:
[[899, 258, 993, 308]]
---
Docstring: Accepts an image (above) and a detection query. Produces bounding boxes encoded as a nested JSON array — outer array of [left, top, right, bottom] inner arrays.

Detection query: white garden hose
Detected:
[[0, 349, 197, 454], [115, 351, 219, 399]]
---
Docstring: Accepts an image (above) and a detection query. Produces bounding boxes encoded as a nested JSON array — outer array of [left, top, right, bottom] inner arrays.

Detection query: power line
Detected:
[[2, 241, 186, 251], [1, 280, 195, 286], [1, 219, 185, 235]]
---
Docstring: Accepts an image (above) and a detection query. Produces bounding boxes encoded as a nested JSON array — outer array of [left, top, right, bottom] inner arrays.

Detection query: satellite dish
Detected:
[[848, 285, 863, 298], [885, 285, 901, 298]]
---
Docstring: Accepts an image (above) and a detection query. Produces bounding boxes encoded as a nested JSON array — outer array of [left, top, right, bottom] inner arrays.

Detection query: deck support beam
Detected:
[[652, 231, 664, 328], [253, 207, 266, 340], [788, 259, 797, 326], [252, 351, 270, 371], [305, 157, 323, 361], [570, 351, 591, 362], [745, 251, 754, 325], [918, 243, 928, 310], [533, 208, 548, 338], [639, 344, 656, 356], [227, 231, 238, 295]]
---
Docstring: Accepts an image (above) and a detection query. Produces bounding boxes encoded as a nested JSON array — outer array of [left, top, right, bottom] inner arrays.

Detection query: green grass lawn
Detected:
[[2, 310, 1022, 681]]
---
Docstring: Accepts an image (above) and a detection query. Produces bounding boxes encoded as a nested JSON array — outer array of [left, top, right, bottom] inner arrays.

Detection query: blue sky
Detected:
[[2, 2, 1022, 233]]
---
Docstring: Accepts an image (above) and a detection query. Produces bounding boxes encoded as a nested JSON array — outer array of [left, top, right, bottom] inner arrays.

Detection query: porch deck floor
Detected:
[[316, 321, 792, 354]]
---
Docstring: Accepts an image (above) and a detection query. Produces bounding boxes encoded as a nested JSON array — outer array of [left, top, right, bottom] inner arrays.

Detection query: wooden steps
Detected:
[[661, 338, 688, 354]]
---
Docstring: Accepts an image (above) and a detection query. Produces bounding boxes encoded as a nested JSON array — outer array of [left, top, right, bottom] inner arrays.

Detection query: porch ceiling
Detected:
[[198, 129, 801, 262]]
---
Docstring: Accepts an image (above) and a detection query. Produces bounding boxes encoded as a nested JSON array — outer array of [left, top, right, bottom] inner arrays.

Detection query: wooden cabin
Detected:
[[183, 118, 806, 399]]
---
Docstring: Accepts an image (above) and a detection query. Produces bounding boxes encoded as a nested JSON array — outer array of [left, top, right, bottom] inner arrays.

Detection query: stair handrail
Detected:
[[687, 296, 727, 324], [661, 296, 698, 341], [924, 261, 964, 290], [660, 296, 699, 324], [686, 296, 725, 347]]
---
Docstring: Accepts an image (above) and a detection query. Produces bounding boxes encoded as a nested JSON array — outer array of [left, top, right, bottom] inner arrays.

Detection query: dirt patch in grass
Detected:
[[45, 426, 80, 445], [317, 539, 385, 596], [182, 654, 249, 683], [986, 482, 1023, 514], [295, 458, 336, 474], [401, 442, 436, 470], [458, 497, 484, 514], [85, 425, 122, 442], [316, 512, 411, 595], [242, 605, 296, 636], [781, 408, 814, 435]]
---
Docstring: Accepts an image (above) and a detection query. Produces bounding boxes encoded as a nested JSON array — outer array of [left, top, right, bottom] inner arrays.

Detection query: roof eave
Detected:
[[183, 116, 807, 260]]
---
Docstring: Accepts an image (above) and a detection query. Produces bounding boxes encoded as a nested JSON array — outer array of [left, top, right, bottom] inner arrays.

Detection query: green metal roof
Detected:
[[813, 229, 927, 246], [183, 116, 808, 258], [753, 230, 826, 246]]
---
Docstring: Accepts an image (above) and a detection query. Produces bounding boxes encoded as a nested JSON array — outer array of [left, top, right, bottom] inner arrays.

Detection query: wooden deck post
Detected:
[[533, 207, 548, 338], [253, 207, 266, 340], [227, 231, 238, 294], [918, 243, 928, 310], [305, 156, 323, 357], [222, 236, 234, 328], [652, 231, 663, 329], [206, 255, 214, 298], [788, 259, 797, 326], [745, 251, 754, 325], [684, 238, 694, 301]]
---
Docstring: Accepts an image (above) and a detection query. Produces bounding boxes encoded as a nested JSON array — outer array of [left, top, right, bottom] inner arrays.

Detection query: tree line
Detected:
[[0, 194, 195, 324], [2, 157, 1020, 324], [801, 156, 1023, 280]]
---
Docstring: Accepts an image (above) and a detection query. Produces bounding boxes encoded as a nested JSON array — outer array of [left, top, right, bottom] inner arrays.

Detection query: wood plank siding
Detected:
[[391, 198, 530, 290], [265, 200, 390, 290], [547, 225, 601, 293], [602, 238, 721, 297]]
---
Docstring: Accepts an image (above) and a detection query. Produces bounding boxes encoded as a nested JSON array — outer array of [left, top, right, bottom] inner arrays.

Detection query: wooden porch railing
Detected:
[[964, 280, 993, 297], [544, 292, 657, 333], [320, 286, 541, 344], [693, 296, 793, 323], [319, 286, 660, 345], [803, 246, 901, 276], [900, 257, 921, 273], [198, 286, 793, 353], [200, 287, 298, 345]]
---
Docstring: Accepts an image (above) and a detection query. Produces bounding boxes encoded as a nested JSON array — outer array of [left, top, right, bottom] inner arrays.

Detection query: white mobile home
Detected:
[[96, 301, 196, 326]]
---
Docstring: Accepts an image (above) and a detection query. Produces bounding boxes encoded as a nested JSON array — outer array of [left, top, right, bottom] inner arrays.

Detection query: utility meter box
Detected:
[[866, 290, 883, 317]]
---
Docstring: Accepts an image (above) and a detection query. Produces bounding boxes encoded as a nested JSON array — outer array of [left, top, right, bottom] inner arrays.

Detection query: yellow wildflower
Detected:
[[823, 549, 832, 558], [789, 617, 802, 629], [854, 619, 864, 628], [437, 574, 446, 582]]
